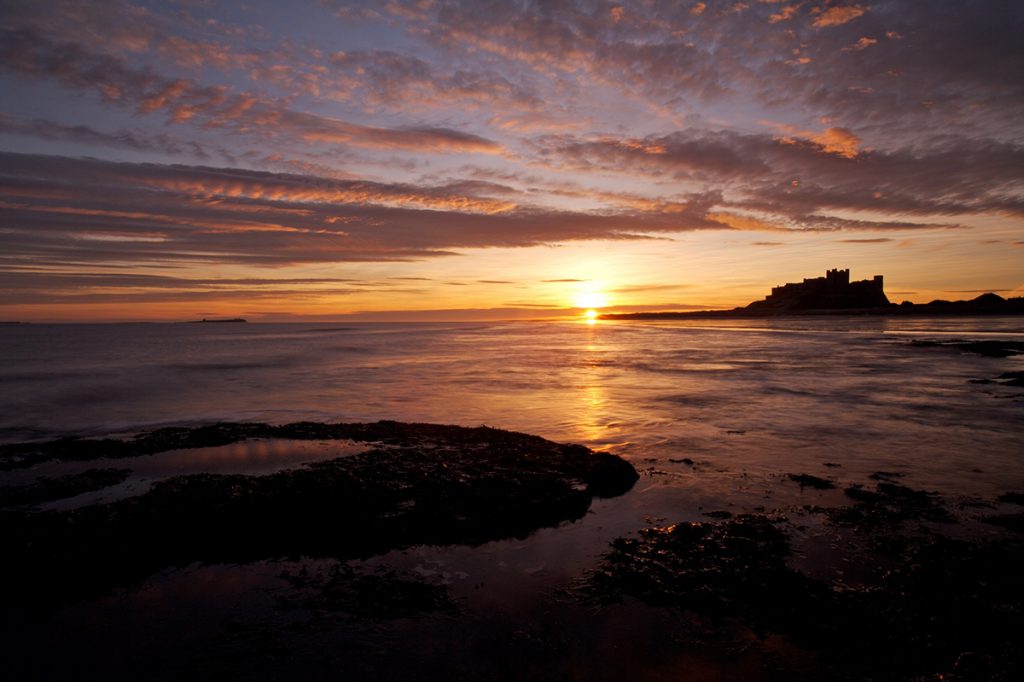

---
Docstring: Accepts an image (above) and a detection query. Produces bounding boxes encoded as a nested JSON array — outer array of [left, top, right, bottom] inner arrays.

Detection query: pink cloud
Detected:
[[812, 5, 866, 28], [769, 6, 799, 23], [844, 36, 878, 51]]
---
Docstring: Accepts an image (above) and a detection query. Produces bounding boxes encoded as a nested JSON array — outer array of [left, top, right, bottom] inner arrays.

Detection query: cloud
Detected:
[[327, 49, 542, 113], [769, 6, 799, 23], [844, 36, 878, 51], [812, 5, 866, 28], [273, 112, 502, 154], [0, 114, 215, 159], [773, 124, 862, 158], [611, 284, 693, 293], [535, 128, 1024, 224], [393, 0, 1022, 145], [0, 153, 739, 272], [0, 270, 389, 305], [1, 0, 1021, 312], [0, 28, 502, 155], [8, 0, 1023, 156]]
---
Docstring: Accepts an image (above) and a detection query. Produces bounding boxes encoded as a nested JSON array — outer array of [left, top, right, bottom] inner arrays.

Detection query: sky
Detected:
[[1, 0, 1022, 322]]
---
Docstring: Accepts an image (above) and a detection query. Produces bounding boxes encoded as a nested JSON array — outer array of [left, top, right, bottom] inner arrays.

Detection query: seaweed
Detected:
[[0, 468, 130, 508]]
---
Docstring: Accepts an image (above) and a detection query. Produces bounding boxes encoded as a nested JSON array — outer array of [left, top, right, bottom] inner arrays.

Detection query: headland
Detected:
[[604, 268, 1023, 319]]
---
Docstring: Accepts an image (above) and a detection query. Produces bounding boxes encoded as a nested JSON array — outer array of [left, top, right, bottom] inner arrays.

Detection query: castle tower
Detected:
[[826, 268, 850, 287]]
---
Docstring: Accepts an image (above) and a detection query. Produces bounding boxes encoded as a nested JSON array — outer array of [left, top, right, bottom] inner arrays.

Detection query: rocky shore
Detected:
[[0, 421, 638, 605], [2, 421, 1022, 680], [588, 480, 1024, 681]]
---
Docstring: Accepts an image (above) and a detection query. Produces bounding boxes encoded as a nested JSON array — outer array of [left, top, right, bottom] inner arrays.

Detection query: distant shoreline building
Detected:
[[746, 268, 890, 311]]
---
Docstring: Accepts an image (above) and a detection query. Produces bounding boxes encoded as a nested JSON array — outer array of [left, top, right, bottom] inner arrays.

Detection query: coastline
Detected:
[[603, 301, 1024, 320], [2, 420, 1022, 680], [2, 319, 1022, 680]]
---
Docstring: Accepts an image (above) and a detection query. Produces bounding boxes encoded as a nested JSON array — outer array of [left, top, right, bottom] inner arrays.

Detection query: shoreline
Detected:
[[2, 420, 1022, 680], [603, 305, 1024, 320]]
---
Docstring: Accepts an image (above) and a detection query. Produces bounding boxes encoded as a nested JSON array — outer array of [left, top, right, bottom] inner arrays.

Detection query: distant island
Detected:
[[603, 268, 1024, 319], [188, 318, 247, 323]]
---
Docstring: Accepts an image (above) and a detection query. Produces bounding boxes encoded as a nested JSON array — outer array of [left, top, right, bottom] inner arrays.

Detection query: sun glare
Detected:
[[574, 291, 608, 309], [584, 309, 598, 322]]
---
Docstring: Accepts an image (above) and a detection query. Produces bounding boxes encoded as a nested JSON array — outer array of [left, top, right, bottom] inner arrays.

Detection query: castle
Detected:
[[745, 268, 890, 311]]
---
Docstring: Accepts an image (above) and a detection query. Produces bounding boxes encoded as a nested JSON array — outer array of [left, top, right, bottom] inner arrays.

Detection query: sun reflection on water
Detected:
[[577, 326, 611, 446]]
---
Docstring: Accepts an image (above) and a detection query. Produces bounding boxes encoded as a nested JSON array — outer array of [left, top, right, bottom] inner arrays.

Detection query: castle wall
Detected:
[[754, 269, 890, 309]]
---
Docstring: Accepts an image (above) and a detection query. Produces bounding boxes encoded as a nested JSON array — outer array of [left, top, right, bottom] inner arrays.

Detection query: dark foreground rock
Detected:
[[589, 484, 1024, 681], [786, 473, 836, 489], [589, 515, 832, 633], [0, 467, 130, 508], [0, 421, 638, 605], [277, 563, 456, 620], [909, 339, 1024, 358]]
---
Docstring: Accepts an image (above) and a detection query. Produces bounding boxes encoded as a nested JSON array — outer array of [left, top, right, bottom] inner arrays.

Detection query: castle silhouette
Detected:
[[745, 268, 890, 311]]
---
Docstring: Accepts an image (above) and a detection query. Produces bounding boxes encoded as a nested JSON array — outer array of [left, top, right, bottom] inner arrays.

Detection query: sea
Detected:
[[2, 317, 1023, 678], [2, 317, 1022, 490]]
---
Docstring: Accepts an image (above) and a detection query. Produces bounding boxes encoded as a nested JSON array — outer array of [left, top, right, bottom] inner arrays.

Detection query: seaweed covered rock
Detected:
[[589, 499, 1024, 680], [829, 481, 953, 530], [0, 421, 638, 605], [589, 515, 832, 633], [0, 468, 130, 508]]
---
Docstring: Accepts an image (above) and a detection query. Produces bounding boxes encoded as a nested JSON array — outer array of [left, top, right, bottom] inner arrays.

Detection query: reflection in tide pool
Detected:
[[33, 439, 372, 510]]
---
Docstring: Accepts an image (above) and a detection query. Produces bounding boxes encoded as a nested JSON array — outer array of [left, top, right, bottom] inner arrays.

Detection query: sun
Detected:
[[584, 309, 598, 320]]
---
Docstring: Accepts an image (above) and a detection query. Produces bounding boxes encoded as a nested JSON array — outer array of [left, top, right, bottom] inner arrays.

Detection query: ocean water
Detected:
[[2, 318, 1022, 491], [3, 317, 1023, 678]]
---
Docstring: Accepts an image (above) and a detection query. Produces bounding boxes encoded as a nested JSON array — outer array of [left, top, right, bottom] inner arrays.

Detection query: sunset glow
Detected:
[[2, 4, 1023, 677], [0, 1, 1020, 321], [574, 291, 609, 311]]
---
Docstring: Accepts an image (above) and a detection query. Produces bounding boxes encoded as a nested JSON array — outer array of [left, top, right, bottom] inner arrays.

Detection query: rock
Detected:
[[998, 492, 1024, 505], [588, 508, 1024, 681], [0, 421, 638, 606], [980, 513, 1024, 534], [0, 468, 131, 508], [787, 473, 836, 490], [909, 339, 1024, 358]]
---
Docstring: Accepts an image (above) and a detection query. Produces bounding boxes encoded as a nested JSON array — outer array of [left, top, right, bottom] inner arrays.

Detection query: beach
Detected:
[[2, 318, 1022, 680]]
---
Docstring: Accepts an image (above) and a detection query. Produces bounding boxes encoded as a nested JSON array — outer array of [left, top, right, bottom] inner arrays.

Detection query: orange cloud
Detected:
[[810, 127, 861, 158], [769, 6, 799, 23], [844, 36, 878, 51], [812, 5, 866, 28], [619, 138, 668, 155], [770, 123, 861, 158], [287, 112, 503, 154], [137, 79, 189, 114], [706, 211, 784, 231]]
